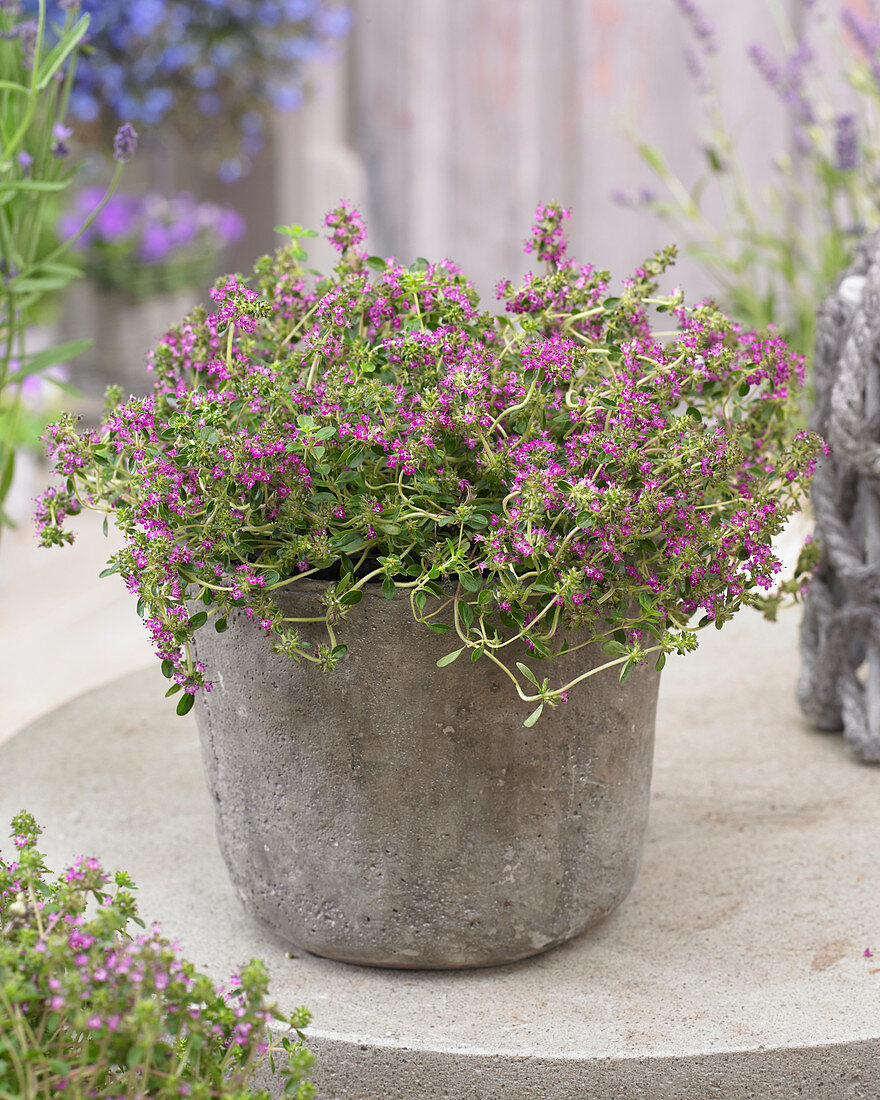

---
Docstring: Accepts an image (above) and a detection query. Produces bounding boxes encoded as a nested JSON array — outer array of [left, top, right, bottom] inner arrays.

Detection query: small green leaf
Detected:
[[602, 640, 628, 657], [382, 577, 396, 599], [274, 223, 317, 238], [176, 693, 195, 716], [516, 661, 539, 686], [98, 563, 119, 578], [458, 571, 481, 592], [655, 652, 666, 672], [136, 597, 145, 618], [35, 13, 89, 89], [9, 338, 91, 381], [686, 406, 702, 422], [102, 515, 109, 537], [330, 644, 348, 657], [458, 600, 474, 629], [427, 622, 451, 633], [161, 659, 173, 679], [523, 703, 544, 728], [187, 611, 208, 629], [436, 647, 464, 667], [214, 617, 228, 632], [366, 255, 387, 271], [165, 684, 183, 698], [619, 658, 635, 684]]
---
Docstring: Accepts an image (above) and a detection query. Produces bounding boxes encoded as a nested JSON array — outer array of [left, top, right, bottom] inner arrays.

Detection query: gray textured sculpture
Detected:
[[798, 231, 880, 764]]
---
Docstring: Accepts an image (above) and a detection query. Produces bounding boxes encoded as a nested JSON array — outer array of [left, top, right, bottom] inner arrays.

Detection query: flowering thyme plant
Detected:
[[38, 202, 822, 727], [619, 0, 880, 359], [0, 812, 315, 1098], [59, 188, 246, 302]]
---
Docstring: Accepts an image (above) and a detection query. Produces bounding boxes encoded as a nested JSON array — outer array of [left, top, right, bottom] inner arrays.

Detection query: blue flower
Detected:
[[314, 5, 350, 38], [22, 0, 352, 177], [70, 89, 100, 121], [217, 158, 243, 183], [191, 65, 217, 89], [271, 84, 304, 111]]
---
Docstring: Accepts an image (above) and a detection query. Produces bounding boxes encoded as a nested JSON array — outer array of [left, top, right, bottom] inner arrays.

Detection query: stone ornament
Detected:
[[798, 231, 880, 763]]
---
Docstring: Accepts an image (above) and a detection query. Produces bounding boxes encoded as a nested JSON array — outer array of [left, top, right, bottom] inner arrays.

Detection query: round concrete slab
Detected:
[[3, 609, 880, 1098]]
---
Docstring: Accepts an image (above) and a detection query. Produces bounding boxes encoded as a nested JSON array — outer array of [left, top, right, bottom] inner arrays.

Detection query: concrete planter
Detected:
[[193, 582, 661, 969]]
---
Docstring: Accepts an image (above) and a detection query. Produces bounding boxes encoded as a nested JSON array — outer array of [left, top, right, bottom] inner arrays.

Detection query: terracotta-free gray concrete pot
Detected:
[[193, 582, 661, 969]]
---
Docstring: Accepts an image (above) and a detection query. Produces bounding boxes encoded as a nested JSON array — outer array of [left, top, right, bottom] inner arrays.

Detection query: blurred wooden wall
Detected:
[[270, 0, 798, 299]]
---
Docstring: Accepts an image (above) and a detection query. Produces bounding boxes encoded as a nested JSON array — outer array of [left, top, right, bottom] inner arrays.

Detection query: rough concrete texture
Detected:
[[3, 608, 880, 1098], [192, 582, 660, 968]]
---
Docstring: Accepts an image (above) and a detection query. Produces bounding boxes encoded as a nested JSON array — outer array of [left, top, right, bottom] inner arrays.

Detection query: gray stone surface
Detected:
[[3, 608, 880, 1098], [193, 582, 660, 968]]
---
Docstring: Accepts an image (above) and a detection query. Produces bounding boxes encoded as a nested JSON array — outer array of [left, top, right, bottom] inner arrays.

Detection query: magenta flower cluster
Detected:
[[0, 812, 315, 1097], [37, 202, 823, 721]]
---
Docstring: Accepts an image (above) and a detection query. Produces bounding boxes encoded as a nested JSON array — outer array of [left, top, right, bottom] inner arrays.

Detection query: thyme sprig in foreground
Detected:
[[38, 203, 823, 725], [0, 812, 314, 1099]]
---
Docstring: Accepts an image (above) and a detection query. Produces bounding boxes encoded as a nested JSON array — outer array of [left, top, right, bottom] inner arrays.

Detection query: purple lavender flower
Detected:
[[748, 43, 781, 89], [17, 150, 33, 177], [684, 46, 712, 96], [748, 39, 815, 124], [51, 123, 73, 157], [112, 122, 138, 163], [674, 0, 717, 55], [834, 112, 859, 170], [17, 19, 37, 67], [842, 8, 880, 57], [609, 188, 656, 209]]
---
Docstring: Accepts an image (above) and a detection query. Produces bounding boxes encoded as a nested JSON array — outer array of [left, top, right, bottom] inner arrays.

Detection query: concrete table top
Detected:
[[2, 608, 880, 1098]]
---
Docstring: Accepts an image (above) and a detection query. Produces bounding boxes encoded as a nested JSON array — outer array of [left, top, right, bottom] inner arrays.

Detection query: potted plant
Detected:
[[24, 0, 352, 181], [38, 202, 822, 968], [58, 188, 246, 402]]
